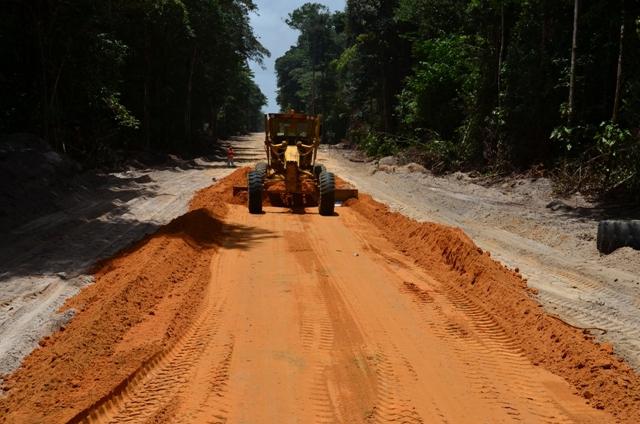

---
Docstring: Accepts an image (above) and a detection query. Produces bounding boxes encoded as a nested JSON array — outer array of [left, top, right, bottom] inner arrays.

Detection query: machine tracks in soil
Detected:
[[2, 169, 636, 423], [481, 236, 640, 369], [70, 271, 231, 424]]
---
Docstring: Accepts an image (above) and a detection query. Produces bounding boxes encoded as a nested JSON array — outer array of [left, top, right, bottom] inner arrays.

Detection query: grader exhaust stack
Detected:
[[234, 112, 357, 215]]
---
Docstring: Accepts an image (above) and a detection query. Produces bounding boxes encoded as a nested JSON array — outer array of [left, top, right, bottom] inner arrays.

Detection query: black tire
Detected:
[[255, 162, 268, 179], [248, 171, 263, 214], [313, 164, 326, 180], [318, 171, 335, 216], [597, 220, 640, 254]]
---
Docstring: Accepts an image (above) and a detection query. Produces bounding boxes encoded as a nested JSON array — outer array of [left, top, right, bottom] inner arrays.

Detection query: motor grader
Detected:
[[240, 112, 357, 215]]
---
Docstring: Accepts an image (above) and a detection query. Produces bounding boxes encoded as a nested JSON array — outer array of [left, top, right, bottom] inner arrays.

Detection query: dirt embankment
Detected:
[[346, 194, 640, 422], [0, 169, 248, 424]]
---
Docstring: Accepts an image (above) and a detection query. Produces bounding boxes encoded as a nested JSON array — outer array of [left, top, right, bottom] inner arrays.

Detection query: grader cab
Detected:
[[241, 112, 357, 215]]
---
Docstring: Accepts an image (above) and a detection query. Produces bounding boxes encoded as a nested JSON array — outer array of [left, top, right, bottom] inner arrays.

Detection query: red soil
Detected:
[[0, 168, 247, 424], [1, 171, 638, 423], [346, 194, 640, 422]]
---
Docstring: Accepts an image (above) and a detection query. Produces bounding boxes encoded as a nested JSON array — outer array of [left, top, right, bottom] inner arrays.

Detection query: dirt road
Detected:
[[3, 167, 640, 423], [86, 207, 612, 423], [0, 136, 259, 380], [320, 146, 640, 372], [2, 134, 640, 422]]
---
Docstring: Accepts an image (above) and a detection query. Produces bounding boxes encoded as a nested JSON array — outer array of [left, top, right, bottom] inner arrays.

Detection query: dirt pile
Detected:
[[192, 166, 249, 207], [0, 168, 248, 424], [346, 194, 640, 422]]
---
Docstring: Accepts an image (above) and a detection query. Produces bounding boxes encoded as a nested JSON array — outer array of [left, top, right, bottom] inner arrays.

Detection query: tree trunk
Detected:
[[185, 45, 198, 143], [612, 3, 625, 123], [382, 73, 391, 133], [311, 67, 316, 115], [209, 100, 219, 140], [568, 0, 579, 125], [35, 12, 50, 143], [143, 25, 151, 150], [497, 1, 505, 107]]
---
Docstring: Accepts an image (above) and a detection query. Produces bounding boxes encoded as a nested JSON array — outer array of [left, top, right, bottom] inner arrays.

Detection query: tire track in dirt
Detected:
[[438, 292, 577, 423], [286, 226, 356, 423], [366, 345, 424, 424], [69, 296, 228, 423], [392, 262, 571, 423], [479, 234, 640, 369], [344, 194, 640, 422], [299, 219, 428, 424], [336, 205, 617, 423], [299, 292, 338, 423], [2, 168, 638, 423], [172, 336, 236, 424]]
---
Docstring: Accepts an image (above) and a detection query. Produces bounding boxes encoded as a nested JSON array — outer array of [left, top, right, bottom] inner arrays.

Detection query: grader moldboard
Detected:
[[237, 112, 357, 215]]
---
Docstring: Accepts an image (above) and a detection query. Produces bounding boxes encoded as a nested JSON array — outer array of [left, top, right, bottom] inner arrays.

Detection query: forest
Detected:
[[1, 0, 268, 162], [276, 0, 640, 197]]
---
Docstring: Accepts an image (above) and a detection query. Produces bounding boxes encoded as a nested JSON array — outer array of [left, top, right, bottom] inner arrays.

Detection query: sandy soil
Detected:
[[1, 166, 639, 423], [1, 135, 639, 423], [320, 147, 640, 371], [0, 135, 260, 381]]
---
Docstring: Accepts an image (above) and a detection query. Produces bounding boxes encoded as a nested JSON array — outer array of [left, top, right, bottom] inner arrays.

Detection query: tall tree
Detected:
[[612, 1, 625, 123], [1, 0, 268, 161], [568, 0, 579, 124]]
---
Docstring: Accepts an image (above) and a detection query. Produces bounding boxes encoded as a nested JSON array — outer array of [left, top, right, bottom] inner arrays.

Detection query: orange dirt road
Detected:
[[3, 170, 638, 423], [78, 205, 610, 423]]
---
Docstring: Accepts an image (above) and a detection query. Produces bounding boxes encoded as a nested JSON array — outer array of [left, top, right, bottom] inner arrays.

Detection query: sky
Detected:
[[249, 0, 346, 113]]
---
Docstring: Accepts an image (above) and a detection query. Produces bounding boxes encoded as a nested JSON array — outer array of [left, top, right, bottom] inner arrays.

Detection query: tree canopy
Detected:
[[1, 0, 268, 161], [276, 0, 640, 196]]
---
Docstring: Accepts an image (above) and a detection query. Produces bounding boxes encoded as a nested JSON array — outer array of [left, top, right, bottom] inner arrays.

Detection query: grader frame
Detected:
[[233, 112, 357, 215]]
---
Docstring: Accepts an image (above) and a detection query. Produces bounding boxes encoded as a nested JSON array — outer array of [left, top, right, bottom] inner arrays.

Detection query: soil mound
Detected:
[[346, 194, 640, 422], [0, 168, 248, 424], [191, 167, 249, 208]]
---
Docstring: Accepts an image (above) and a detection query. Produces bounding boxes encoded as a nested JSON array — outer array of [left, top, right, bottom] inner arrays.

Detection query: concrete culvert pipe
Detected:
[[597, 220, 640, 254]]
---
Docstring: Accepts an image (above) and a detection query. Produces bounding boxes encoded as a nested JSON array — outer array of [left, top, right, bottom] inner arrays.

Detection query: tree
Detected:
[[1, 0, 269, 161], [275, 3, 348, 141], [568, 0, 579, 125]]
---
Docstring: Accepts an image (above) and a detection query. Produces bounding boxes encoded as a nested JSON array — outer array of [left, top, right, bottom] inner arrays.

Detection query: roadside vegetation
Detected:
[[276, 1, 640, 198], [1, 1, 268, 165]]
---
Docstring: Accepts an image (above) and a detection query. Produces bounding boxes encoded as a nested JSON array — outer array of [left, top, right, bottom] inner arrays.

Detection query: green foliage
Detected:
[[275, 3, 348, 142], [273, 0, 640, 197], [591, 121, 639, 194], [398, 35, 480, 140], [1, 0, 268, 159], [102, 91, 140, 130], [594, 121, 632, 156], [359, 133, 399, 157]]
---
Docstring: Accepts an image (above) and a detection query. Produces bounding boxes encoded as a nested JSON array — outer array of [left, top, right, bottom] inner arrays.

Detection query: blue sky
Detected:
[[249, 0, 346, 112]]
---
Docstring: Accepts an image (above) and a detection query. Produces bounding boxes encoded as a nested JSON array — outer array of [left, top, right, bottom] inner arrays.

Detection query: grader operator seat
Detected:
[[264, 112, 320, 176]]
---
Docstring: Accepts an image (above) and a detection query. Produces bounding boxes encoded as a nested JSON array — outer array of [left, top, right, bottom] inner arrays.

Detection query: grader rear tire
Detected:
[[255, 162, 268, 179], [248, 171, 263, 214], [313, 164, 326, 180], [318, 171, 335, 216]]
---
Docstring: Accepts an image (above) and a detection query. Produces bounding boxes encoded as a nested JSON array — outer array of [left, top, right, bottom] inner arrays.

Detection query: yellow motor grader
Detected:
[[240, 112, 357, 215]]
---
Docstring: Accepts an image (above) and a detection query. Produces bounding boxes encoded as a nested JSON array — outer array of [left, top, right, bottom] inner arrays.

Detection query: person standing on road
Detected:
[[226, 145, 235, 167]]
